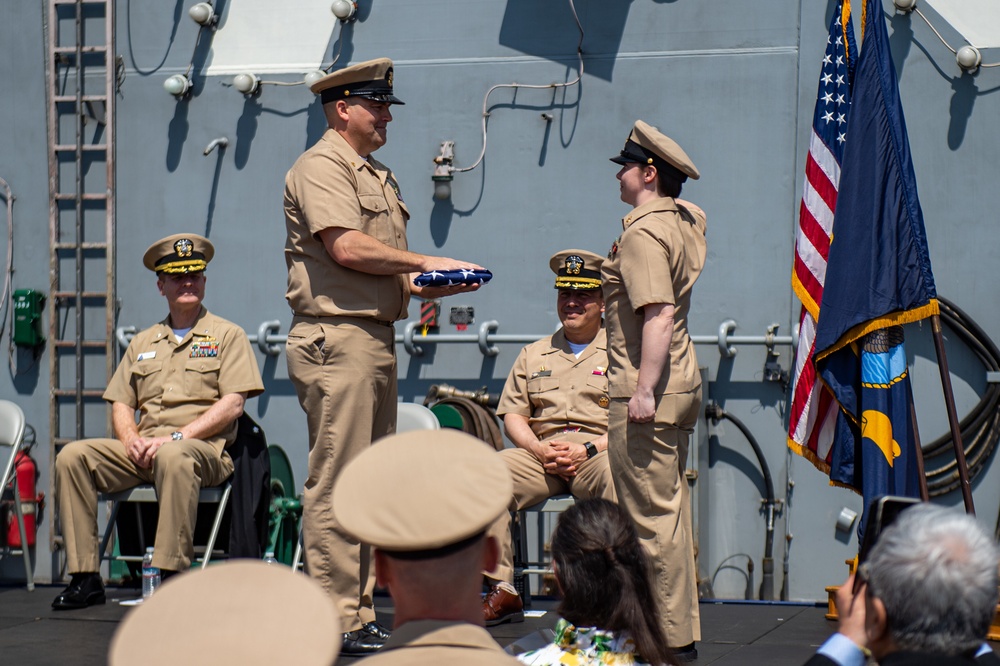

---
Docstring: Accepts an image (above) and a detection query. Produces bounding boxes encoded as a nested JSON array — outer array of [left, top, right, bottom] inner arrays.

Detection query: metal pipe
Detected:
[[203, 137, 229, 155], [705, 402, 777, 601], [74, 2, 84, 438], [116, 320, 800, 358], [931, 314, 976, 514], [0, 178, 13, 324]]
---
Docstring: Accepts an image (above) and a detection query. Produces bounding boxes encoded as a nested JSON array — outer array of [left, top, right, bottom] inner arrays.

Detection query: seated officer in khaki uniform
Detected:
[[332, 430, 519, 665], [481, 249, 617, 627], [52, 234, 264, 610]]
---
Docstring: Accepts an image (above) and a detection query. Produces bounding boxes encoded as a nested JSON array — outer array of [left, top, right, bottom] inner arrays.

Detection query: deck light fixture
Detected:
[[956, 45, 982, 73], [330, 0, 357, 22], [892, 0, 916, 12], [303, 70, 326, 88], [163, 74, 192, 97], [233, 73, 261, 95], [432, 141, 456, 200], [188, 2, 218, 28]]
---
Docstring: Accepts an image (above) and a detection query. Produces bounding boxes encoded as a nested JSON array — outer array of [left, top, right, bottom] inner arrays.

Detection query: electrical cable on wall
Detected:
[[892, 1, 999, 72], [705, 402, 779, 601], [448, 0, 586, 176]]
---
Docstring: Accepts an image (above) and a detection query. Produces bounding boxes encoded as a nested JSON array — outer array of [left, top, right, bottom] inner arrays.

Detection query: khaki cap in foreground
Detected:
[[610, 119, 700, 181], [550, 249, 604, 291], [142, 233, 214, 274], [333, 429, 512, 554], [310, 57, 404, 105], [108, 560, 340, 666]]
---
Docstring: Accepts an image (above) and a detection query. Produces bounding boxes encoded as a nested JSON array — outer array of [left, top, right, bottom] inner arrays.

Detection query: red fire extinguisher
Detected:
[[6, 449, 44, 548]]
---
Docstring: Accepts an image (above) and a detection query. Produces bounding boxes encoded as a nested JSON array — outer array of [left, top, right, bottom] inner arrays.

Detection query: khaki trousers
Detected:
[[286, 316, 397, 632], [484, 443, 616, 584], [608, 389, 701, 647], [55, 437, 232, 573]]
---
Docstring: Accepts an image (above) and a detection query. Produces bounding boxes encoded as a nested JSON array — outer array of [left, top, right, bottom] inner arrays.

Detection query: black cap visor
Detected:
[[610, 141, 652, 166], [321, 83, 405, 105]]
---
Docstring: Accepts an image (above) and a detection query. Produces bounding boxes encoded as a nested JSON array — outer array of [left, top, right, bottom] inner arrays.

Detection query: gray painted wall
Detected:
[[2, 0, 998, 602]]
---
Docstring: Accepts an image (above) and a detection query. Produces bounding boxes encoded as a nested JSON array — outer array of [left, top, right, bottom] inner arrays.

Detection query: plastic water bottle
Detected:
[[141, 547, 161, 599], [263, 551, 278, 565]]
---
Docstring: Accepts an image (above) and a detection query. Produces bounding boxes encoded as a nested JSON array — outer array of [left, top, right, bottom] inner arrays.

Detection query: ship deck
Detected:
[[0, 584, 844, 665]]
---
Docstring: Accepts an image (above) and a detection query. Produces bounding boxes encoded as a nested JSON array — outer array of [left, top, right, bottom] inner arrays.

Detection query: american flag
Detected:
[[788, 5, 856, 470]]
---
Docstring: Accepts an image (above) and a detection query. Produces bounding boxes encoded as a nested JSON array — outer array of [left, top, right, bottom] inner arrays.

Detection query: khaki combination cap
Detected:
[[333, 429, 511, 557], [108, 561, 340, 666], [310, 57, 405, 105], [142, 233, 214, 274], [549, 249, 604, 291], [610, 119, 700, 182]]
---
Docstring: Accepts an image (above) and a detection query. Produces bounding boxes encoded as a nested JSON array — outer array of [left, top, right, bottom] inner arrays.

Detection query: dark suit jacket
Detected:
[[805, 649, 991, 666]]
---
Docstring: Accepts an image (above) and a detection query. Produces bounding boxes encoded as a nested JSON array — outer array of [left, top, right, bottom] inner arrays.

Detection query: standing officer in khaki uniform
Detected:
[[332, 430, 519, 666], [52, 233, 264, 610], [481, 249, 616, 626], [602, 121, 707, 660], [283, 57, 482, 654]]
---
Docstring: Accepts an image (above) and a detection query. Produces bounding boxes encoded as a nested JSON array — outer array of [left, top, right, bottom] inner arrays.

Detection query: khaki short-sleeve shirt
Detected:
[[103, 307, 265, 450], [496, 327, 609, 443], [602, 197, 707, 398], [284, 129, 410, 321]]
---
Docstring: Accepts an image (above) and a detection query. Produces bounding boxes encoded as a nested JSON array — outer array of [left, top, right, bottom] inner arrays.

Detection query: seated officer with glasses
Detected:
[[809, 503, 1000, 666], [481, 249, 617, 627], [52, 233, 264, 610]]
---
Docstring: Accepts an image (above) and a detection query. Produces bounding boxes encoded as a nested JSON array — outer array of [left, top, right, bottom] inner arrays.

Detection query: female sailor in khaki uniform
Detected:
[[601, 120, 707, 659]]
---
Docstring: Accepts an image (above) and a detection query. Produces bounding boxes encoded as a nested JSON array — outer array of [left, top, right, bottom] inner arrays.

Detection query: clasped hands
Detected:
[[125, 436, 172, 469], [533, 439, 588, 480]]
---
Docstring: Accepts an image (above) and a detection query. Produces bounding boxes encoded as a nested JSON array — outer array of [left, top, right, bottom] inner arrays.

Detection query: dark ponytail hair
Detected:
[[551, 499, 678, 666]]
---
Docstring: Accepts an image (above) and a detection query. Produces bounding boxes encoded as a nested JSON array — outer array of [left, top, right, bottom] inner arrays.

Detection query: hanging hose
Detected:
[[704, 402, 778, 600], [918, 298, 1000, 507], [424, 384, 504, 451]]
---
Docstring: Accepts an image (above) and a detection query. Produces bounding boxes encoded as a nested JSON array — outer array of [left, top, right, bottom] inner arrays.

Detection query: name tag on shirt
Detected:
[[137, 351, 156, 361]]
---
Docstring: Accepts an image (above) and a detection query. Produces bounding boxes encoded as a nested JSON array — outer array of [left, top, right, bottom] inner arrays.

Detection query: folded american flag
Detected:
[[413, 269, 493, 287]]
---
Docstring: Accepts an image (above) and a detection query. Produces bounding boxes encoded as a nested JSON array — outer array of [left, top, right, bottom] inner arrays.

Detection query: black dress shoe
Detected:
[[52, 573, 106, 610], [671, 642, 698, 662], [362, 621, 391, 640], [341, 627, 387, 656]]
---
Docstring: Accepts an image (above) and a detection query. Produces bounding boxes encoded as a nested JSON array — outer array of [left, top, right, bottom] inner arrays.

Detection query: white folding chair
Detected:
[[512, 494, 576, 606], [289, 402, 442, 571], [99, 481, 232, 571], [395, 402, 441, 433], [0, 399, 34, 590]]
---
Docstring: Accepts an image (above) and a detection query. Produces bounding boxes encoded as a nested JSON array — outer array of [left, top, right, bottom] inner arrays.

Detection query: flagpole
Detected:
[[930, 314, 975, 514], [909, 400, 929, 502]]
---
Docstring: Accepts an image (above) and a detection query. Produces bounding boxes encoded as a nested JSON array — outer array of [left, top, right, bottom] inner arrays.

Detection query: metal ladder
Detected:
[[42, 0, 118, 558]]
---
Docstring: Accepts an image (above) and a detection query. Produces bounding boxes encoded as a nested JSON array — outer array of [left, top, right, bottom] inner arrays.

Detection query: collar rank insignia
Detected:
[[174, 238, 194, 258]]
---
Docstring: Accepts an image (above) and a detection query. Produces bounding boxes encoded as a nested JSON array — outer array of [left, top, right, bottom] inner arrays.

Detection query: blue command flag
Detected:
[[813, 0, 936, 536]]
